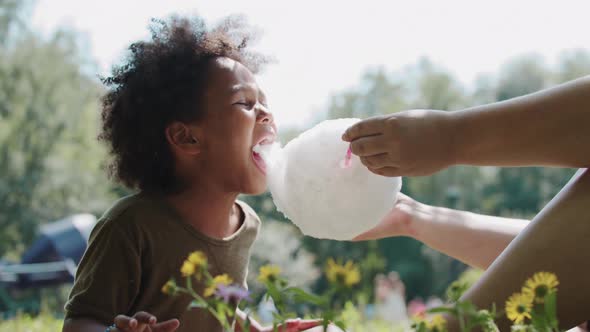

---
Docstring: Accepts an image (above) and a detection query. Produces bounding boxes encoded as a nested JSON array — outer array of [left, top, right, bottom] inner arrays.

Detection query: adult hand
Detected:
[[342, 110, 456, 177], [352, 193, 421, 241]]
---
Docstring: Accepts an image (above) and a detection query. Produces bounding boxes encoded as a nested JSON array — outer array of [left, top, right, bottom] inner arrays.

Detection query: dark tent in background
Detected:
[[21, 214, 96, 265], [1, 214, 97, 289]]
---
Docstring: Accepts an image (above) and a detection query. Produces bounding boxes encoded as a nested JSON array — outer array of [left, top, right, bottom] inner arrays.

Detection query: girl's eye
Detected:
[[234, 101, 253, 108]]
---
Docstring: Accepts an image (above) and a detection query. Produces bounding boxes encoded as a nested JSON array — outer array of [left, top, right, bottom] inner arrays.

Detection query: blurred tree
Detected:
[[495, 54, 547, 101], [555, 49, 590, 83], [0, 1, 114, 257], [482, 55, 576, 216], [248, 221, 320, 292], [0, 0, 25, 45], [471, 74, 497, 105], [327, 67, 406, 119], [409, 58, 466, 110]]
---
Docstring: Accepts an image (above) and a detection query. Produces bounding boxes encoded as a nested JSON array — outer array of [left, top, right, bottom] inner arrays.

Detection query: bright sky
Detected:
[[32, 0, 590, 129]]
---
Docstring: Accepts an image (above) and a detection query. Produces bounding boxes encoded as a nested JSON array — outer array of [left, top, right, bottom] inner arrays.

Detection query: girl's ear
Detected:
[[165, 122, 202, 156]]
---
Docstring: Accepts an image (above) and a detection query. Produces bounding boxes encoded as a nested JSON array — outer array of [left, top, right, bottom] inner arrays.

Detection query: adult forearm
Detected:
[[410, 204, 528, 270], [452, 76, 590, 168]]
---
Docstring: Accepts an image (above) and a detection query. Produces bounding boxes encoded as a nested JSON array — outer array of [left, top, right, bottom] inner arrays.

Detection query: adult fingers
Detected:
[[360, 153, 397, 169], [369, 166, 403, 177], [342, 116, 386, 142], [350, 135, 390, 157]]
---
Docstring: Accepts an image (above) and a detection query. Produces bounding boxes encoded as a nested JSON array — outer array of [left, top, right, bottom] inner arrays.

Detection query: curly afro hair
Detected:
[[99, 15, 268, 194]]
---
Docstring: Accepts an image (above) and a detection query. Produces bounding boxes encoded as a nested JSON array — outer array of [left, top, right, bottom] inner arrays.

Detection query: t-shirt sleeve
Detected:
[[65, 218, 142, 325]]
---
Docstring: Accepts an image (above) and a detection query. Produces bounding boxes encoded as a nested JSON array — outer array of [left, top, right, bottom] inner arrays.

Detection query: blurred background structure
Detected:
[[1, 0, 589, 329]]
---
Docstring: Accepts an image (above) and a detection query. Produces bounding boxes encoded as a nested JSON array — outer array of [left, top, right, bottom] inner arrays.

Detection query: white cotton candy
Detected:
[[258, 118, 402, 241]]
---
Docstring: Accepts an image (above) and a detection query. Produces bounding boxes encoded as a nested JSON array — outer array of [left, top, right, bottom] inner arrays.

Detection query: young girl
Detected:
[[62, 15, 326, 332]]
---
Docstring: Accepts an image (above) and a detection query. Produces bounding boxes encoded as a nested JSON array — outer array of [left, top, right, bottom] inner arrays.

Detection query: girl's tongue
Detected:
[[252, 143, 268, 174], [252, 141, 281, 173]]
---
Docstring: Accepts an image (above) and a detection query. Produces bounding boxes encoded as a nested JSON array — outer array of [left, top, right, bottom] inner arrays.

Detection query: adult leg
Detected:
[[459, 169, 590, 330]]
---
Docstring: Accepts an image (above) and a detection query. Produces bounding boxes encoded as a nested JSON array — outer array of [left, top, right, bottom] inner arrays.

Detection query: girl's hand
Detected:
[[109, 311, 180, 332]]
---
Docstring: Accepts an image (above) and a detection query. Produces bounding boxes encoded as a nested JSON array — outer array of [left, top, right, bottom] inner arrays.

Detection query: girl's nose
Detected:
[[256, 105, 273, 125]]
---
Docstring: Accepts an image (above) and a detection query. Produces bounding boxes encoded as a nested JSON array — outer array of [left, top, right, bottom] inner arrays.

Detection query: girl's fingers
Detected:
[[295, 319, 323, 330], [133, 311, 157, 325], [152, 319, 181, 332], [114, 315, 137, 330]]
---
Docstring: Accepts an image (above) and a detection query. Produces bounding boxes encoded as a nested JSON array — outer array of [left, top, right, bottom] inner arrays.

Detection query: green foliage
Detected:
[[0, 0, 115, 257], [418, 272, 562, 332], [0, 312, 63, 332], [340, 301, 406, 332]]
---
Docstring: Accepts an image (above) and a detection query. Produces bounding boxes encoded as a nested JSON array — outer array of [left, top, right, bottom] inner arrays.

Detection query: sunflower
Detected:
[[522, 271, 559, 303], [427, 314, 447, 332], [258, 265, 281, 283], [204, 274, 233, 297], [325, 258, 360, 287], [505, 292, 533, 324]]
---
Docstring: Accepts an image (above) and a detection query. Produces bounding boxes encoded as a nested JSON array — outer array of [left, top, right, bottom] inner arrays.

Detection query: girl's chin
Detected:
[[242, 177, 267, 195]]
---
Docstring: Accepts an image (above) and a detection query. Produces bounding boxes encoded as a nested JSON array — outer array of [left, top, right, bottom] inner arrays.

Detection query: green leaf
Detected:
[[428, 306, 456, 314], [189, 300, 207, 309], [284, 287, 326, 306], [530, 307, 548, 331], [544, 291, 558, 329], [334, 319, 347, 331], [244, 315, 251, 330], [457, 300, 479, 316]]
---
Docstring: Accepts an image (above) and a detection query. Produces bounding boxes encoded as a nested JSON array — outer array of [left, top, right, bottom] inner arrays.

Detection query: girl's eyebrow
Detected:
[[229, 83, 257, 94], [229, 84, 266, 101]]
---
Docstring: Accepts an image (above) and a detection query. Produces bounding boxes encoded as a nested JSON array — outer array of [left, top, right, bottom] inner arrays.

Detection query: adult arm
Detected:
[[354, 193, 529, 270], [342, 76, 590, 176]]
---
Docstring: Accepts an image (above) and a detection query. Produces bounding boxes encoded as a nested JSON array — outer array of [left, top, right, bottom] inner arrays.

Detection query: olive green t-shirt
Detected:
[[65, 194, 260, 332]]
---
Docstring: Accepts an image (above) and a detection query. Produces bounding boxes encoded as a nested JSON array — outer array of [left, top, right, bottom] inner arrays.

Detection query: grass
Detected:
[[0, 312, 63, 332]]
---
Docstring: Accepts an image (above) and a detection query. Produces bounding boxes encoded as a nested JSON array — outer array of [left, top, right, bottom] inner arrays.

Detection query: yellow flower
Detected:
[[427, 314, 447, 332], [505, 292, 533, 324], [161, 280, 176, 295], [188, 251, 208, 269], [325, 258, 361, 287], [204, 274, 233, 297], [522, 271, 559, 303], [258, 265, 281, 283], [180, 261, 196, 277]]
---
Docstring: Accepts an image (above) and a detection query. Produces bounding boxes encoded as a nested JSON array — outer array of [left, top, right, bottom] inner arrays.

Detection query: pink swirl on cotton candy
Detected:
[[339, 145, 353, 169]]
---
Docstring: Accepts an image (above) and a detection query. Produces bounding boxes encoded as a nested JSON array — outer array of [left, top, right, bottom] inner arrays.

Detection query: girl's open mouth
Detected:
[[252, 139, 271, 174], [252, 150, 266, 174]]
